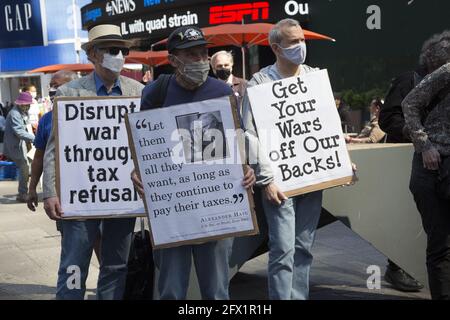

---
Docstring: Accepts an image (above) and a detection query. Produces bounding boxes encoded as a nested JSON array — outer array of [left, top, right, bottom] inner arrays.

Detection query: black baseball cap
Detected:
[[167, 26, 209, 53]]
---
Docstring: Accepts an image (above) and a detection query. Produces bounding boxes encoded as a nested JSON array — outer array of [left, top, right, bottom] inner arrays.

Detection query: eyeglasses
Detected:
[[97, 47, 130, 56]]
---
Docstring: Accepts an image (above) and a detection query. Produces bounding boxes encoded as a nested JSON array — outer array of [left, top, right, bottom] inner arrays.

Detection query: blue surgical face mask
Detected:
[[277, 42, 307, 65]]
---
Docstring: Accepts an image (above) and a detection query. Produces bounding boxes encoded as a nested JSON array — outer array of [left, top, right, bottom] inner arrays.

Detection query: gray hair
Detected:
[[210, 50, 234, 67], [269, 18, 301, 46], [419, 30, 450, 72], [53, 70, 78, 82]]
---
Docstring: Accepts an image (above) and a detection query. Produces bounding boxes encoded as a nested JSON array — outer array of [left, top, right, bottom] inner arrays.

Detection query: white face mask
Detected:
[[30, 92, 37, 99], [277, 42, 307, 65], [101, 51, 125, 73]]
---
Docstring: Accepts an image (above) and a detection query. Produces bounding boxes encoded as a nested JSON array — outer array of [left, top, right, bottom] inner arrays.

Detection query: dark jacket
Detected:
[[338, 103, 353, 133], [231, 76, 247, 99], [379, 69, 426, 143]]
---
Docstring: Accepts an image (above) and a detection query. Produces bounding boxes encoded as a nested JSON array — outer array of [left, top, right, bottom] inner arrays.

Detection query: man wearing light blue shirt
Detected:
[[28, 70, 77, 212], [42, 25, 144, 300], [242, 19, 322, 300]]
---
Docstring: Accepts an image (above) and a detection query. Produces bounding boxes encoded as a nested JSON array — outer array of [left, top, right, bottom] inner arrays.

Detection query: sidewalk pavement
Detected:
[[0, 181, 99, 300], [0, 180, 431, 300]]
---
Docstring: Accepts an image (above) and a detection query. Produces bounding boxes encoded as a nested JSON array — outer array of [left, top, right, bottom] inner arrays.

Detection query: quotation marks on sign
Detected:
[[232, 193, 245, 204], [135, 119, 165, 131]]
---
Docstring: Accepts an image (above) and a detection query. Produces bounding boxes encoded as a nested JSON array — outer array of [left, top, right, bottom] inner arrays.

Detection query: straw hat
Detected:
[[81, 24, 134, 51]]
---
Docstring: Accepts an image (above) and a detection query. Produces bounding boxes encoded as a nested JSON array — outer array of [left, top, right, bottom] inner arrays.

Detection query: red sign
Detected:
[[209, 2, 269, 24]]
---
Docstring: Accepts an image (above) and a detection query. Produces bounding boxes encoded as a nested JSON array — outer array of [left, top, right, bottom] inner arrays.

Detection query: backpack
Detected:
[[123, 218, 154, 300]]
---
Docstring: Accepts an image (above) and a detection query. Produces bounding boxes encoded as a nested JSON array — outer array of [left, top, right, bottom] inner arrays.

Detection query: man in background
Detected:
[[377, 31, 450, 293], [27, 70, 78, 212], [334, 92, 353, 133], [210, 51, 247, 105], [3, 92, 35, 202], [346, 98, 386, 144]]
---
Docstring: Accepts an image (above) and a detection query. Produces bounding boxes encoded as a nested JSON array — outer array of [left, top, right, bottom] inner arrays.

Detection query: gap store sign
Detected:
[[0, 0, 48, 49]]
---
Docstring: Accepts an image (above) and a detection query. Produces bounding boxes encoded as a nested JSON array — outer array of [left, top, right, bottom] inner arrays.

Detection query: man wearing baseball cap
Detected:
[[132, 26, 255, 299], [42, 24, 144, 300]]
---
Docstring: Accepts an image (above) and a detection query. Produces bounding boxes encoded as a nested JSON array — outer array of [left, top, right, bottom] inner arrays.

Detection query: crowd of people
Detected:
[[0, 18, 449, 301]]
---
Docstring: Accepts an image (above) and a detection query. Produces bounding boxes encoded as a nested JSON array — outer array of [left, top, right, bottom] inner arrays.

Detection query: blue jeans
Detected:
[[262, 191, 323, 300], [56, 217, 135, 300], [153, 239, 232, 300]]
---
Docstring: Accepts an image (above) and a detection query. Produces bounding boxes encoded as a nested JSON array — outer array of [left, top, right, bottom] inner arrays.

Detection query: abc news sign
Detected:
[[0, 0, 47, 49], [81, 0, 310, 40]]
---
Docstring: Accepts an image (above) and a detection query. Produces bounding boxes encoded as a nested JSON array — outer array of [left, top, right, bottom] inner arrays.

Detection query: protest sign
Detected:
[[247, 69, 354, 197], [126, 96, 258, 249], [54, 96, 145, 218]]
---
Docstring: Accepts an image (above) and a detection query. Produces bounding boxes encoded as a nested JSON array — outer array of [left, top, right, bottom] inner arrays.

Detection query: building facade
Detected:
[[0, 0, 91, 105], [80, 0, 450, 98]]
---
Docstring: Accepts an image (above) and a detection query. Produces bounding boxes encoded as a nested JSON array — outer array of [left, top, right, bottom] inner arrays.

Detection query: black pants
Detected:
[[410, 153, 450, 300]]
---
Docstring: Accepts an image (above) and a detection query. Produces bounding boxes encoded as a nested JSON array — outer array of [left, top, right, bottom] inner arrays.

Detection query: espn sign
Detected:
[[209, 2, 269, 24]]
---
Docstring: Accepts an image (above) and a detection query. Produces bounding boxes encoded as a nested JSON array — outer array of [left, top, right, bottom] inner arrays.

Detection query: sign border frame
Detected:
[[125, 95, 259, 249], [54, 95, 146, 220], [247, 69, 355, 197]]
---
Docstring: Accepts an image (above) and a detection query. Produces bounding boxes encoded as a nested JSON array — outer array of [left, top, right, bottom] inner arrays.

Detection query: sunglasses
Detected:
[[98, 47, 130, 56]]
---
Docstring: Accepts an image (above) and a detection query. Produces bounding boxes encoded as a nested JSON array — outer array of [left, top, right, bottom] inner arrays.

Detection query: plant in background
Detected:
[[341, 88, 387, 110]]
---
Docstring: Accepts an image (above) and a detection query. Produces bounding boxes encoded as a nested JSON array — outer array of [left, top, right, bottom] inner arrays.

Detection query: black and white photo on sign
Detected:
[[55, 97, 145, 218], [126, 96, 257, 248], [175, 110, 229, 163]]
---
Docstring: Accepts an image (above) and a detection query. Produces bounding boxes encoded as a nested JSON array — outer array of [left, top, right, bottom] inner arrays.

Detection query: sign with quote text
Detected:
[[54, 96, 145, 218], [126, 96, 258, 249], [247, 69, 353, 196]]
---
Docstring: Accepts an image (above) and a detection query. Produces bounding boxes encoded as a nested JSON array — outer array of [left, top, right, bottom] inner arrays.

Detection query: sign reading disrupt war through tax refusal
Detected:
[[247, 69, 354, 197], [54, 96, 145, 218], [126, 96, 258, 249]]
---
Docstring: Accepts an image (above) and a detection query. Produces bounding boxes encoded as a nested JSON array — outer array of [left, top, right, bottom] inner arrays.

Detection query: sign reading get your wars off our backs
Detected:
[[247, 69, 354, 196], [126, 96, 258, 249], [55, 96, 145, 218]]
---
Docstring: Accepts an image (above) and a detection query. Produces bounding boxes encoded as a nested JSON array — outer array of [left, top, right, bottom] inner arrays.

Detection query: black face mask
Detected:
[[49, 88, 57, 103], [215, 68, 231, 81]]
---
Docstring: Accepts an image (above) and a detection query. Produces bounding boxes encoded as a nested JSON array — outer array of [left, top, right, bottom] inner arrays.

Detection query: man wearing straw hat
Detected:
[[3, 91, 35, 202], [42, 24, 144, 300]]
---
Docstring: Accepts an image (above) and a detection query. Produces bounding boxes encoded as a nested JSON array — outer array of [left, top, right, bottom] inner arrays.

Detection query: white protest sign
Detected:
[[247, 69, 353, 196], [126, 96, 258, 249], [55, 96, 145, 218]]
